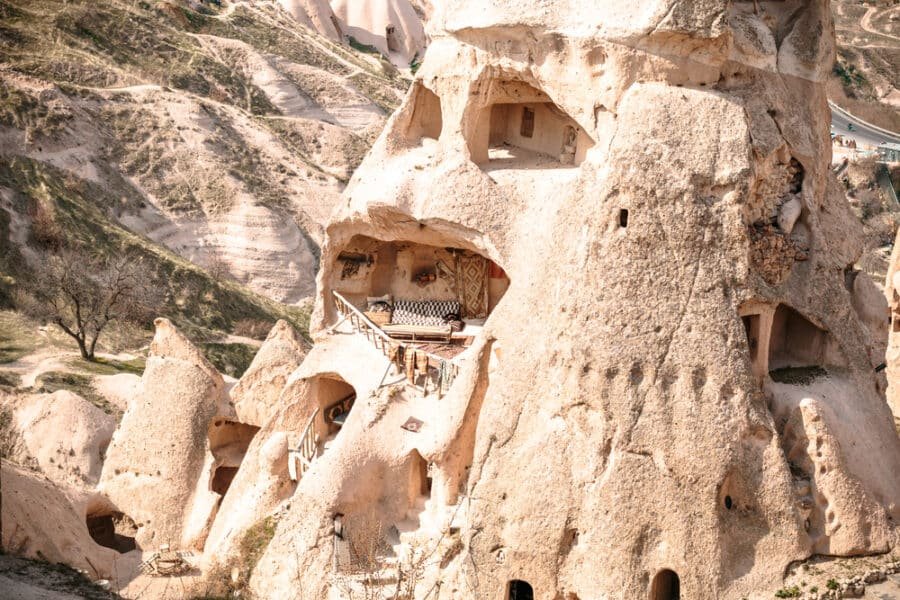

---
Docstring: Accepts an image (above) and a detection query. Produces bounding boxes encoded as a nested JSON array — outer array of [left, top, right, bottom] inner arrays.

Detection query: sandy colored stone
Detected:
[[99, 318, 227, 550], [230, 320, 308, 426], [0, 461, 123, 580], [331, 0, 426, 67], [5, 390, 116, 489], [246, 1, 900, 598]]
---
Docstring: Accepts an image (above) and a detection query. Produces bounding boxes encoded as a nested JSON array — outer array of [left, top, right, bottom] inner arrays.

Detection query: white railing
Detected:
[[331, 291, 459, 392], [288, 407, 320, 482]]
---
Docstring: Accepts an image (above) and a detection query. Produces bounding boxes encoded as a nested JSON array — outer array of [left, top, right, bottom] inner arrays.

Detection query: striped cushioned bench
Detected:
[[382, 299, 460, 342]]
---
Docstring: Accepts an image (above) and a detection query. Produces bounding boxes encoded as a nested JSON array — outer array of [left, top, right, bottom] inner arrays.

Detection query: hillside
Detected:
[[831, 0, 900, 132], [0, 0, 408, 305]]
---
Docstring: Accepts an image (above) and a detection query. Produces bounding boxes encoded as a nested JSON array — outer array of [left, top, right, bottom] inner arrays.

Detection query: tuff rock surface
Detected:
[[245, 0, 900, 598]]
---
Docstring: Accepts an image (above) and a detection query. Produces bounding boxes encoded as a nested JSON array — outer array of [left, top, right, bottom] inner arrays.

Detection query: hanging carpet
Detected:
[[456, 253, 489, 319]]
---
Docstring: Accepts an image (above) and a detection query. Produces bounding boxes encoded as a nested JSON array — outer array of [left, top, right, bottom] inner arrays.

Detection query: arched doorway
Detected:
[[650, 569, 680, 600], [312, 375, 356, 439], [508, 579, 533, 600]]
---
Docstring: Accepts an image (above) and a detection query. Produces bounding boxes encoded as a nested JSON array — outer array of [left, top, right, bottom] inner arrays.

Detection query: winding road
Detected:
[[830, 102, 900, 148]]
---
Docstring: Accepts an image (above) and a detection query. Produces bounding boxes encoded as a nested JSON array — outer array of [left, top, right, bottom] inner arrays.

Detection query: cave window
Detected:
[[768, 304, 842, 372], [208, 420, 260, 499], [467, 79, 595, 168], [405, 84, 443, 143], [724, 495, 733, 510], [520, 107, 535, 138], [651, 569, 680, 600], [86, 512, 138, 554], [315, 376, 357, 438], [386, 24, 399, 52], [211, 466, 239, 496], [619, 209, 629, 228], [508, 580, 534, 600]]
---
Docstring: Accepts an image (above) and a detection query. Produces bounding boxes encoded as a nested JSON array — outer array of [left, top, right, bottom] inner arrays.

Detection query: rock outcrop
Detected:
[[99, 318, 227, 549], [246, 1, 900, 599], [230, 320, 308, 426], [330, 0, 427, 67], [1, 461, 122, 579], [884, 233, 900, 418], [7, 390, 116, 489]]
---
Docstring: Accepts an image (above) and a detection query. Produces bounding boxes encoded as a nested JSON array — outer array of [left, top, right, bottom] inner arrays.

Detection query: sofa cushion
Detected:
[[392, 299, 461, 327]]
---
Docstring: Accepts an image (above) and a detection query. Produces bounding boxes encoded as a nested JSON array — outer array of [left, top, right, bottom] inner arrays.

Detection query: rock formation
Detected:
[[884, 232, 900, 418], [99, 318, 227, 550], [242, 1, 900, 599], [278, 0, 344, 42], [231, 319, 309, 426], [1, 461, 124, 580], [7, 390, 116, 489], [330, 0, 427, 67]]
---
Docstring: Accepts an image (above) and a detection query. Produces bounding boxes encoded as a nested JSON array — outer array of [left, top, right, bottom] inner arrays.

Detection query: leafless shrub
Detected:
[[27, 196, 63, 250], [205, 250, 232, 283], [334, 510, 428, 600], [24, 247, 165, 361]]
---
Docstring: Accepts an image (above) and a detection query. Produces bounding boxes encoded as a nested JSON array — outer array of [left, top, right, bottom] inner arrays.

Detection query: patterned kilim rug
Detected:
[[456, 253, 488, 318]]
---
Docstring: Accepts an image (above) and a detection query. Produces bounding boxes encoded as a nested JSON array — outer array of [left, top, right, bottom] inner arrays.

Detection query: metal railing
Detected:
[[331, 290, 459, 392]]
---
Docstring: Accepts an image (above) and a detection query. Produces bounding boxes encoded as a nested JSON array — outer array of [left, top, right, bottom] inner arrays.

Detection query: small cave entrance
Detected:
[[467, 79, 594, 169], [86, 511, 138, 554], [311, 375, 357, 441], [407, 450, 432, 504], [768, 304, 843, 378], [208, 420, 260, 500], [211, 466, 239, 496], [331, 235, 510, 345], [650, 569, 680, 600], [508, 580, 534, 600], [404, 83, 443, 144]]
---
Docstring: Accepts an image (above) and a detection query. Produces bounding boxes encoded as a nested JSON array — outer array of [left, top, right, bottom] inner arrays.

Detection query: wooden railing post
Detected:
[[330, 290, 459, 391]]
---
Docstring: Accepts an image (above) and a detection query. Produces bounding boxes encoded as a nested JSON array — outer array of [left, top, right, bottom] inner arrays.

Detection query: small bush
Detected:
[[0, 370, 21, 387], [826, 579, 839, 590], [200, 516, 278, 597], [774, 586, 801, 598], [232, 319, 274, 340], [0, 402, 19, 459]]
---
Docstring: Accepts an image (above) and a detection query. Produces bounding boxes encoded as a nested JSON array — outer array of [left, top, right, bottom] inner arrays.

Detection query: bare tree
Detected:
[[335, 511, 430, 600], [27, 248, 164, 361]]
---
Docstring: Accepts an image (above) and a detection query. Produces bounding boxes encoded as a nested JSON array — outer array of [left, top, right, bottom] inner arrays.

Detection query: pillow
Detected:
[[366, 294, 393, 309]]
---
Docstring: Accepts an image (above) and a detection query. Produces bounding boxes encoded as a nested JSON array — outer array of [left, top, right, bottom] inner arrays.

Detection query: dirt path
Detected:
[[859, 6, 900, 45]]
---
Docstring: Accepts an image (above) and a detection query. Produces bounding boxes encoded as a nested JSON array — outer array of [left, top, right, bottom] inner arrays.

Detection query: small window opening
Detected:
[[386, 24, 399, 52], [211, 466, 239, 496], [520, 107, 535, 138], [508, 580, 534, 600], [651, 569, 680, 600], [619, 209, 629, 228], [405, 84, 443, 142], [724, 495, 733, 510], [768, 304, 842, 373]]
